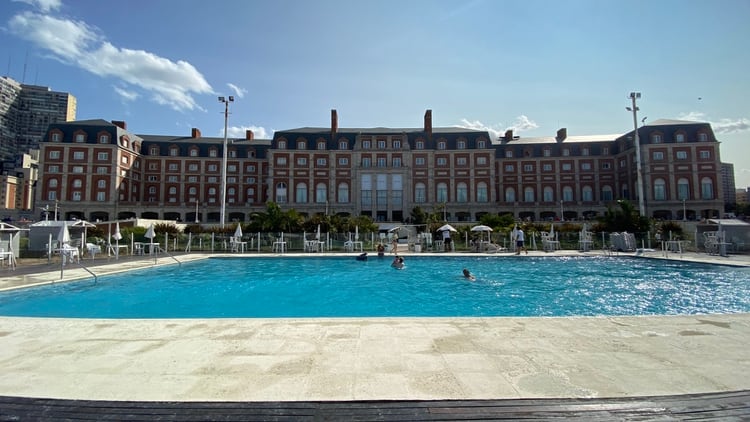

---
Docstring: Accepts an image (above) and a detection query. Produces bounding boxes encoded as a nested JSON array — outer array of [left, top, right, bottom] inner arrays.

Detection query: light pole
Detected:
[[626, 92, 646, 217], [683, 198, 687, 221], [218, 95, 234, 229]]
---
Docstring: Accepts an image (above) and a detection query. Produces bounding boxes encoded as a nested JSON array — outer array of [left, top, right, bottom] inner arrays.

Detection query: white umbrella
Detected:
[[471, 225, 493, 243], [234, 223, 243, 239], [550, 223, 556, 241], [437, 224, 457, 232], [316, 224, 321, 240], [58, 222, 71, 245], [145, 223, 156, 240], [113, 221, 123, 259], [355, 225, 359, 240]]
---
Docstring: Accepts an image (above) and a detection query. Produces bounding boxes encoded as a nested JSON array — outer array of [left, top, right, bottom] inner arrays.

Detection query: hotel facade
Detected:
[[35, 110, 724, 225]]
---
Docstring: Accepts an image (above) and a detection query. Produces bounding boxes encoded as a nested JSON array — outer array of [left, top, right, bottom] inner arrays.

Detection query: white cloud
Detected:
[[8, 9, 212, 112], [677, 112, 750, 134], [227, 83, 247, 99], [226, 125, 272, 140], [12, 0, 61, 12], [457, 115, 539, 139], [113, 86, 139, 102]]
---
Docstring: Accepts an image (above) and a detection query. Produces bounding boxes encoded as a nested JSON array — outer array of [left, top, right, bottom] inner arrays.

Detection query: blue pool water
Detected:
[[1, 256, 749, 318]]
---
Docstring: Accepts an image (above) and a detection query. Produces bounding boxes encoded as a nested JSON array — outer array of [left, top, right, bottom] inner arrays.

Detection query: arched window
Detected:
[[543, 186, 553, 202], [654, 178, 666, 200], [276, 182, 287, 203], [505, 187, 515, 203], [437, 141, 446, 150], [149, 186, 157, 194], [208, 187, 216, 195], [189, 187, 197, 195], [228, 187, 235, 196], [476, 182, 488, 202], [582, 185, 593, 202], [337, 182, 349, 203], [562, 186, 573, 201], [456, 182, 468, 202], [677, 178, 689, 200], [316, 183, 327, 203], [277, 140, 286, 149], [169, 186, 177, 194], [701, 177, 713, 199], [524, 186, 534, 202], [601, 185, 613, 201], [297, 141, 306, 150], [436, 183, 448, 202], [415, 183, 426, 203]]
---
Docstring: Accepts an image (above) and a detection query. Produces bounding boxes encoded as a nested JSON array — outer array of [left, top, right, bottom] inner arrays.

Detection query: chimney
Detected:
[[245, 130, 254, 140], [424, 109, 432, 137], [556, 128, 567, 142], [504, 130, 514, 141], [111, 120, 127, 130], [331, 109, 338, 139], [191, 128, 202, 138]]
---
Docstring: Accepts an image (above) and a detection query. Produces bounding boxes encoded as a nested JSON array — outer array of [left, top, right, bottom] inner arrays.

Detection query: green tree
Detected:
[[602, 200, 650, 233]]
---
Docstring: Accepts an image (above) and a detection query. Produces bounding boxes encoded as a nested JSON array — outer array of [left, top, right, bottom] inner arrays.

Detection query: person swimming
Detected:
[[462, 268, 476, 281], [391, 255, 405, 269]]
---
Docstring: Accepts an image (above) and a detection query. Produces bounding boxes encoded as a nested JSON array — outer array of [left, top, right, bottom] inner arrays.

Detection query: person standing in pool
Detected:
[[515, 227, 528, 255]]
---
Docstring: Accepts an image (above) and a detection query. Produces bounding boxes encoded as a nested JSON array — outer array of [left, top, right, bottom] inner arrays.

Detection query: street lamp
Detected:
[[683, 198, 687, 221], [626, 92, 646, 217], [218, 95, 234, 229]]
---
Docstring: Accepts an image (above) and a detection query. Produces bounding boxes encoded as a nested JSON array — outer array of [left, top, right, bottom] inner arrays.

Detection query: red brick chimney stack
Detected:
[[111, 120, 127, 130], [424, 109, 432, 137], [556, 128, 567, 142], [245, 130, 254, 140], [191, 128, 202, 138], [505, 129, 514, 141], [331, 109, 338, 140]]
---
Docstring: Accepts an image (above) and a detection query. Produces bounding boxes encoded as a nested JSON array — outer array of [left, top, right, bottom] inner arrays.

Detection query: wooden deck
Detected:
[[1, 390, 748, 421]]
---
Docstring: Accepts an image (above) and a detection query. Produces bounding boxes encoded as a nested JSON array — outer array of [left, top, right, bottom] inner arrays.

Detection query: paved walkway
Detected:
[[0, 250, 748, 403]]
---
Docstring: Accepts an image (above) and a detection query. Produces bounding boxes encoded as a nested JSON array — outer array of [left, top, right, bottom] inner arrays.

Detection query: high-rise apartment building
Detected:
[[0, 76, 77, 165], [721, 162, 736, 206]]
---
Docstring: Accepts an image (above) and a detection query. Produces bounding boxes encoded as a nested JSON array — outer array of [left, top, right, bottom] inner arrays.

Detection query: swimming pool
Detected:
[[1, 256, 748, 318]]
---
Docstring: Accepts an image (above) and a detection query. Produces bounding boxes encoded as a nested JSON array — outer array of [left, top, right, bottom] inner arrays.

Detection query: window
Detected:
[[72, 179, 82, 188], [189, 187, 197, 195], [48, 191, 57, 200], [296, 157, 307, 166], [189, 149, 198, 157], [651, 134, 662, 143], [316, 158, 327, 166], [296, 183, 307, 203], [339, 141, 348, 150], [209, 148, 218, 158], [337, 183, 349, 203], [317, 141, 326, 150], [150, 146, 159, 155], [457, 140, 466, 149], [701, 177, 713, 199], [207, 164, 218, 172], [602, 162, 611, 169], [601, 185, 613, 201], [676, 151, 688, 160], [362, 140, 371, 149], [121, 156, 128, 164], [505, 164, 514, 172], [228, 164, 237, 172], [393, 157, 402, 167], [168, 175, 178, 182], [316, 183, 327, 203], [543, 163, 553, 172], [276, 157, 287, 165], [476, 182, 488, 202], [437, 141, 446, 150], [678, 178, 689, 200], [168, 186, 177, 195], [72, 191, 81, 201], [278, 141, 286, 149], [700, 150, 711, 159], [437, 157, 447, 166], [361, 157, 371, 168], [602, 147, 609, 155], [543, 148, 551, 157], [676, 133, 685, 143], [654, 178, 666, 200], [246, 164, 256, 172], [561, 163, 572, 171], [51, 133, 61, 142], [188, 163, 199, 171], [543, 186, 553, 202], [581, 162, 592, 170], [170, 147, 178, 156], [415, 157, 425, 166], [229, 150, 236, 158], [49, 151, 61, 159], [393, 140, 401, 149], [477, 140, 486, 148], [505, 187, 515, 202], [149, 186, 157, 194], [698, 133, 708, 142], [415, 183, 426, 203], [97, 180, 106, 188], [48, 165, 59, 173], [377, 140, 386, 149], [581, 147, 590, 156], [563, 186, 573, 201], [416, 141, 424, 150], [582, 186, 593, 202], [338, 157, 349, 166], [562, 148, 570, 156], [653, 151, 664, 160], [73, 151, 84, 160], [457, 157, 467, 166], [147, 175, 158, 182], [48, 179, 58, 188], [524, 187, 534, 202], [276, 182, 287, 203], [188, 176, 198, 182], [97, 192, 106, 201], [207, 176, 218, 183], [99, 135, 109, 143], [523, 164, 533, 172], [505, 150, 513, 158], [477, 156, 487, 165], [75, 134, 85, 142], [168, 163, 179, 171], [297, 141, 306, 150], [437, 183, 448, 202], [72, 166, 84, 173], [377, 157, 386, 167], [456, 183, 468, 202]]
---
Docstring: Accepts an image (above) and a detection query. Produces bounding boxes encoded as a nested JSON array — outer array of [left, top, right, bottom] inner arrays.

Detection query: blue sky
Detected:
[[3, 0, 750, 187]]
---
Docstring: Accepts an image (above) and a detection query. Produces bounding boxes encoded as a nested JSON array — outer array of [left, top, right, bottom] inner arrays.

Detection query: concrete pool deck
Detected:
[[0, 250, 748, 403]]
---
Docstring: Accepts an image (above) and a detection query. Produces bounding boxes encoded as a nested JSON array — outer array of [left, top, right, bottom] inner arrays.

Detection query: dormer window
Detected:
[[651, 134, 662, 143], [297, 141, 306, 150], [675, 133, 685, 143]]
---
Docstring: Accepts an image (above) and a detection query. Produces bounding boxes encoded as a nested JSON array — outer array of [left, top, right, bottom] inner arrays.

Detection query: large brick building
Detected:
[[35, 110, 725, 224]]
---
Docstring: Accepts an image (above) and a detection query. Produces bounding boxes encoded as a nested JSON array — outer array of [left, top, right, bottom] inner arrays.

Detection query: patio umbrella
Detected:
[[145, 223, 156, 241], [355, 225, 359, 240], [471, 225, 493, 243], [316, 224, 321, 240], [58, 222, 71, 245], [71, 220, 96, 247], [437, 224, 457, 232], [113, 221, 122, 259], [234, 223, 243, 239]]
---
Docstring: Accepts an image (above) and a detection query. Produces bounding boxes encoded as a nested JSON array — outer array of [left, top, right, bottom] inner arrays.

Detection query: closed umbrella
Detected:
[[234, 223, 243, 239], [113, 221, 123, 259]]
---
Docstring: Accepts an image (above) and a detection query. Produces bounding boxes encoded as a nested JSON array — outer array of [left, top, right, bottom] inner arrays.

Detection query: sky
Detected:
[[2, 0, 749, 187]]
